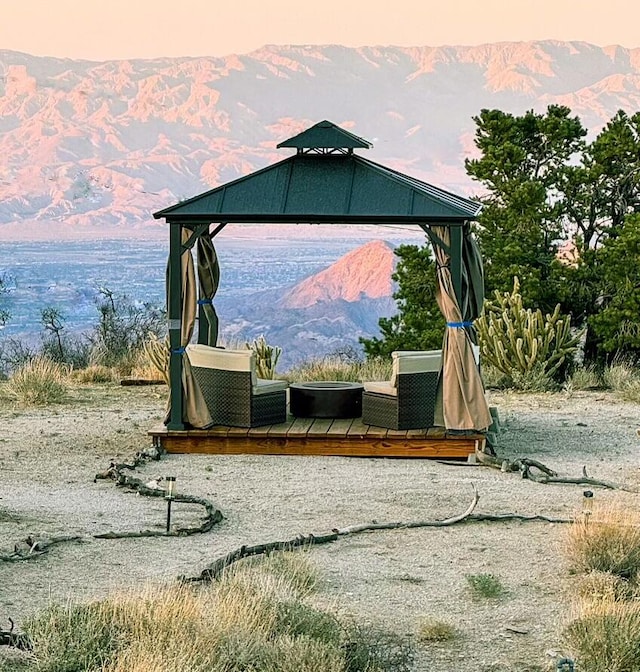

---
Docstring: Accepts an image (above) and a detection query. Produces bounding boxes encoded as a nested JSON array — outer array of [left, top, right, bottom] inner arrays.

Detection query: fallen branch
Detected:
[[474, 445, 637, 492], [0, 619, 31, 651], [187, 485, 479, 582], [1, 447, 223, 564], [184, 485, 575, 584]]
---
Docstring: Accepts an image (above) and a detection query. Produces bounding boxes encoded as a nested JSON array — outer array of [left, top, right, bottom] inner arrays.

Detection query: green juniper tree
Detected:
[[361, 244, 444, 359]]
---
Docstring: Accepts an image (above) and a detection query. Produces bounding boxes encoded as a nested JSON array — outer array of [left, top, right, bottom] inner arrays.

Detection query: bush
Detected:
[[21, 553, 412, 672], [286, 356, 392, 383], [87, 288, 165, 374], [567, 366, 602, 391], [565, 600, 640, 672], [72, 365, 116, 384], [417, 618, 457, 643], [566, 504, 640, 580], [476, 277, 581, 387], [465, 573, 506, 600], [5, 357, 69, 406]]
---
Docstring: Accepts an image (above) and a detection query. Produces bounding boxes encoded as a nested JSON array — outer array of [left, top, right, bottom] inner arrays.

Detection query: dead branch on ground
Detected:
[[0, 619, 31, 651], [474, 445, 637, 492], [184, 485, 570, 584]]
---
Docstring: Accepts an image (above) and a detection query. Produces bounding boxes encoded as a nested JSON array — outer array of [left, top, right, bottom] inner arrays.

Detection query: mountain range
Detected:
[[2, 40, 640, 238]]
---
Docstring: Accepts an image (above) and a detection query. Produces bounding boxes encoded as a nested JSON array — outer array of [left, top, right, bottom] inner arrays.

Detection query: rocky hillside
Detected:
[[2, 41, 640, 237], [218, 240, 398, 365]]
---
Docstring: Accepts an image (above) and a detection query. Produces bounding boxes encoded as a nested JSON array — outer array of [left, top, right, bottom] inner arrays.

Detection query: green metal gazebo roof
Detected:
[[154, 121, 481, 224], [277, 119, 372, 150]]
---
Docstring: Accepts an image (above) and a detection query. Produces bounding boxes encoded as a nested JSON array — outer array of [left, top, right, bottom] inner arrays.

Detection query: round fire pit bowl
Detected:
[[289, 381, 364, 419]]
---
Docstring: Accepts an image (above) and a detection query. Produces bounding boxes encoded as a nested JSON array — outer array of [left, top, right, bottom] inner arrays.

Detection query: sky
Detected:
[[1, 0, 639, 61]]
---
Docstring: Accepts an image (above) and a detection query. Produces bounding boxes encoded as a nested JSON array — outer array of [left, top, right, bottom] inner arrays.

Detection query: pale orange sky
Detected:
[[2, 0, 638, 60]]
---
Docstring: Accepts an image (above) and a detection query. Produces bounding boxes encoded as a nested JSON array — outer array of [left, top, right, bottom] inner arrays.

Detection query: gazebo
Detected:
[[150, 120, 491, 458]]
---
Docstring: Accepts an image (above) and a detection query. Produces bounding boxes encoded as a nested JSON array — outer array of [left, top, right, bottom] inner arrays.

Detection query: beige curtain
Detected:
[[431, 225, 492, 431], [166, 229, 212, 428]]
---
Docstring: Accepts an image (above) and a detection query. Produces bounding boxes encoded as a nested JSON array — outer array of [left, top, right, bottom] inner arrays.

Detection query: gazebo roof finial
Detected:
[[277, 120, 372, 154]]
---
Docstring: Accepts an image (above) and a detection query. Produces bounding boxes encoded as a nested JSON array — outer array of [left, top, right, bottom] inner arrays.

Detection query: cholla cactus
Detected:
[[143, 334, 170, 384], [245, 335, 282, 380], [476, 278, 581, 377]]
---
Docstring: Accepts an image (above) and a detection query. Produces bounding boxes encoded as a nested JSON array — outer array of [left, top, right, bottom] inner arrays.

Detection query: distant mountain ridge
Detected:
[[2, 41, 640, 237]]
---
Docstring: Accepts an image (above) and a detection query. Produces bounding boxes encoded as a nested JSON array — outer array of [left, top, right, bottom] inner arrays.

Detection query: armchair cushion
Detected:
[[253, 378, 289, 395], [363, 381, 397, 396]]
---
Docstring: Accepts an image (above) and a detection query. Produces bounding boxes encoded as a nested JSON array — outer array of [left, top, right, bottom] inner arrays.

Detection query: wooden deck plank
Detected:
[[365, 423, 389, 439], [347, 417, 369, 438], [307, 419, 334, 435], [286, 417, 316, 436], [326, 419, 353, 437]]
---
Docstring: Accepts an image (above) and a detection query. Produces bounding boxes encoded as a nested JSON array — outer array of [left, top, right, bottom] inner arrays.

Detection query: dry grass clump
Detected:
[[565, 502, 640, 669], [565, 600, 640, 672], [576, 571, 636, 603], [287, 357, 392, 383], [566, 366, 602, 391], [566, 505, 640, 580], [5, 357, 69, 406], [72, 364, 117, 384], [417, 618, 457, 643], [601, 360, 640, 402], [22, 553, 412, 672]]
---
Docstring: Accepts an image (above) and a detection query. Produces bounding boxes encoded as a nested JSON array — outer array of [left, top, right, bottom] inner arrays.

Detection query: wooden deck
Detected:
[[149, 415, 484, 459]]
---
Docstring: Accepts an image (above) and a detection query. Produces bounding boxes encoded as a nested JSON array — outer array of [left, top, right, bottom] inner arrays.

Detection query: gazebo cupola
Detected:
[[277, 120, 372, 155]]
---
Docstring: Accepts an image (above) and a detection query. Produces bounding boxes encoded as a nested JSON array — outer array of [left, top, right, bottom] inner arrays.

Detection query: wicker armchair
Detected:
[[362, 350, 441, 430], [186, 345, 288, 428]]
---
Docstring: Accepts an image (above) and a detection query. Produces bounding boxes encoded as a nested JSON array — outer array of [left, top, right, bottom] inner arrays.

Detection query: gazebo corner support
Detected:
[[167, 222, 184, 430]]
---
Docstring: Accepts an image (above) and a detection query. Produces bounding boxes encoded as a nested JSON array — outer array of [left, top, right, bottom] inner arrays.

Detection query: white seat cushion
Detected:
[[252, 378, 289, 395], [186, 345, 257, 384], [363, 381, 397, 396], [390, 350, 441, 386]]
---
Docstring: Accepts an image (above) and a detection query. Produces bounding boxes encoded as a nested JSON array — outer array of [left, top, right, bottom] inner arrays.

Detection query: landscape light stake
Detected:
[[165, 476, 176, 533], [583, 490, 594, 523]]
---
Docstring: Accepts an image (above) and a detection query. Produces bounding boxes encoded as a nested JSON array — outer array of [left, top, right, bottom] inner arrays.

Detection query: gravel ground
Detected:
[[1, 383, 639, 671]]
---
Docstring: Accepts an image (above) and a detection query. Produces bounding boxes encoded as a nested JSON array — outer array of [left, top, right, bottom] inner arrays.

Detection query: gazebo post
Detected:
[[450, 224, 463, 307], [167, 221, 184, 430]]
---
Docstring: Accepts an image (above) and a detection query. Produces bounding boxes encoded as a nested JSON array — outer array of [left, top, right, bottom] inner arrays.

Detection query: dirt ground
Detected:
[[1, 382, 639, 671]]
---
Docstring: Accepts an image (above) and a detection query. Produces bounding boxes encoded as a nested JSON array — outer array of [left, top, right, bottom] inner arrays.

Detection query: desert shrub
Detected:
[[87, 288, 165, 374], [340, 622, 414, 672], [602, 360, 638, 391], [566, 504, 640, 580], [567, 366, 602, 391], [417, 618, 457, 643], [25, 602, 120, 672], [480, 363, 513, 389], [5, 357, 69, 406], [72, 365, 116, 384], [22, 553, 412, 672], [565, 600, 640, 672], [577, 571, 635, 603], [465, 573, 506, 600], [600, 360, 640, 402], [246, 335, 282, 379], [40, 307, 91, 369], [287, 356, 392, 383], [476, 277, 581, 388]]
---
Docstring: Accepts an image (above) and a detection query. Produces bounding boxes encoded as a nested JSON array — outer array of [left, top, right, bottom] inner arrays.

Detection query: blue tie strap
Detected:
[[171, 347, 186, 355], [197, 299, 215, 305], [447, 321, 473, 328]]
